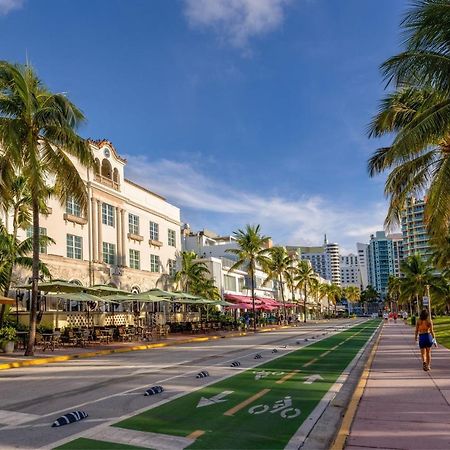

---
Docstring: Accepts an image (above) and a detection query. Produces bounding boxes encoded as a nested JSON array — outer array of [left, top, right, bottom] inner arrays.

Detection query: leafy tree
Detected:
[[0, 221, 52, 325], [0, 61, 93, 355], [263, 246, 291, 323], [226, 224, 271, 332], [295, 260, 319, 323], [368, 1, 450, 241], [360, 285, 380, 314], [387, 275, 402, 311], [343, 286, 361, 313], [400, 254, 443, 314], [174, 251, 210, 293]]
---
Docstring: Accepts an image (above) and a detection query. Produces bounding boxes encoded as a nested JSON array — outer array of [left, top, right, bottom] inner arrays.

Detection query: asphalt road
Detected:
[[0, 319, 366, 450]]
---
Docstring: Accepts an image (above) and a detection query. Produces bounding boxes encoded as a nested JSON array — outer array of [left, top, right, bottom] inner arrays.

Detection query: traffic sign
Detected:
[[423, 296, 429, 306]]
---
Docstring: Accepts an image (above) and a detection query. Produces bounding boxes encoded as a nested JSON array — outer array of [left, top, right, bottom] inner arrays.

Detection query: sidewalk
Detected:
[[0, 324, 290, 370], [345, 321, 450, 450]]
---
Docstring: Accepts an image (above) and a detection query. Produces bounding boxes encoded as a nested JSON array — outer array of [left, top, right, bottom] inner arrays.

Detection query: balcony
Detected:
[[94, 174, 120, 191]]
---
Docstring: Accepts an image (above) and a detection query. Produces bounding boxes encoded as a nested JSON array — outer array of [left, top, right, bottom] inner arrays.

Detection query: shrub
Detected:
[[0, 326, 17, 342]]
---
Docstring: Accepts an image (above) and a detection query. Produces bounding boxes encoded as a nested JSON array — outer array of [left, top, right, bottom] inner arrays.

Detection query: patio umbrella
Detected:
[[89, 285, 130, 296], [0, 295, 15, 305], [144, 288, 185, 299], [14, 279, 87, 293], [47, 292, 114, 329]]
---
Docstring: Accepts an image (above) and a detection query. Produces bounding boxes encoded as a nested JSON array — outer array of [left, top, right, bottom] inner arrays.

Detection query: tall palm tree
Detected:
[[263, 246, 291, 323], [387, 276, 402, 312], [174, 251, 210, 293], [326, 284, 342, 317], [431, 232, 450, 270], [295, 260, 319, 323], [0, 221, 52, 325], [400, 254, 442, 314], [226, 224, 271, 332], [343, 286, 360, 314], [368, 0, 450, 241], [360, 285, 380, 314], [0, 61, 93, 355]]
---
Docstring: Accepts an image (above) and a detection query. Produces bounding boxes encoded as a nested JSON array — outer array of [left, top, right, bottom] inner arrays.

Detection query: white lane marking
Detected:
[[0, 410, 40, 425]]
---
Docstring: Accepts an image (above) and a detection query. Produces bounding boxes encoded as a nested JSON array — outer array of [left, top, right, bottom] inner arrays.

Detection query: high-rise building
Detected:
[[388, 233, 404, 277], [340, 254, 359, 288], [356, 243, 369, 290], [401, 197, 432, 260], [368, 231, 395, 297], [290, 235, 341, 285]]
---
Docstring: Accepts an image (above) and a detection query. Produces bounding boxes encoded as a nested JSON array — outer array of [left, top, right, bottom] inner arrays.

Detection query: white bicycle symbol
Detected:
[[248, 396, 301, 419]]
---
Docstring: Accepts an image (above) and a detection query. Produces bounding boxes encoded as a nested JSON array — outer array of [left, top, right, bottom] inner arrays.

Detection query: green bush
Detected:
[[0, 326, 17, 342]]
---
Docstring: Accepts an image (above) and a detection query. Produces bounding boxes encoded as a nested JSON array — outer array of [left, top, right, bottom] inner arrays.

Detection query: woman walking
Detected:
[[415, 309, 436, 371]]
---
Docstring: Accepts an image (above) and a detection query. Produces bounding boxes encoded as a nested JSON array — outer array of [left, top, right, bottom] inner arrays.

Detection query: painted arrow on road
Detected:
[[197, 391, 234, 408], [303, 374, 323, 385]]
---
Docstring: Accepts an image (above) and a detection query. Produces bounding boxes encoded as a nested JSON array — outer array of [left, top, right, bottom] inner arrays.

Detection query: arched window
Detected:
[[131, 286, 140, 294], [113, 168, 120, 185], [94, 158, 100, 174], [101, 159, 113, 179], [69, 279, 83, 286]]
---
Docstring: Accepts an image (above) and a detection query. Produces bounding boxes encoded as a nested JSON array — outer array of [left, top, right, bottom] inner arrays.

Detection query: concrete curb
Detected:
[[330, 323, 383, 450], [0, 326, 290, 371]]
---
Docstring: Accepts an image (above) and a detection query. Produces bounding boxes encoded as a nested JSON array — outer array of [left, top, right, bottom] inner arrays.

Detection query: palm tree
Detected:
[[264, 246, 291, 323], [174, 251, 210, 293], [343, 286, 360, 314], [0, 61, 93, 355], [387, 276, 402, 312], [226, 224, 271, 332], [360, 285, 380, 314], [368, 1, 450, 241], [327, 284, 342, 317], [431, 232, 450, 270], [0, 221, 52, 325], [400, 254, 442, 314], [295, 260, 319, 323]]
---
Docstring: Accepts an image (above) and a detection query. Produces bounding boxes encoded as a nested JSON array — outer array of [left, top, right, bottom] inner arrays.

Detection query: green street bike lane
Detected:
[[56, 321, 379, 450]]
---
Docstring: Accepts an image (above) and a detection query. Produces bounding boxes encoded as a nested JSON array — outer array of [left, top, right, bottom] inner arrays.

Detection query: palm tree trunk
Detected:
[[25, 198, 40, 356], [251, 269, 256, 333], [303, 286, 307, 323], [415, 294, 420, 315], [280, 274, 286, 325]]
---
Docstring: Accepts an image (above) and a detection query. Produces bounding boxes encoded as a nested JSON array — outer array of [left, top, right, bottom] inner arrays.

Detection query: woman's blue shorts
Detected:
[[419, 333, 433, 348]]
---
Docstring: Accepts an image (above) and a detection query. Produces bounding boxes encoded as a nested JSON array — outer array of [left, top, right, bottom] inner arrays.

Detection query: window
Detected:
[[168, 259, 177, 277], [102, 203, 115, 227], [26, 227, 47, 254], [149, 221, 159, 241], [129, 249, 140, 270], [150, 254, 160, 272], [66, 197, 81, 217], [103, 242, 116, 265], [67, 234, 83, 260], [128, 213, 139, 235], [224, 275, 237, 291], [168, 229, 176, 247]]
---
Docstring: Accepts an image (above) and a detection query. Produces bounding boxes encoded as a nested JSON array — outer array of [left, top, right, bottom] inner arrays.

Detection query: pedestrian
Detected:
[[415, 309, 436, 371]]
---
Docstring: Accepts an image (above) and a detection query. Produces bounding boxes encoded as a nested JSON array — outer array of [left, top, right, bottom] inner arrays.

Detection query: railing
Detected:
[[94, 174, 120, 191]]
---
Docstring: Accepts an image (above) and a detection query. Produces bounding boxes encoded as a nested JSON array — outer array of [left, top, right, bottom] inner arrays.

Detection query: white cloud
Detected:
[[0, 0, 23, 15], [183, 0, 291, 48], [125, 155, 387, 253]]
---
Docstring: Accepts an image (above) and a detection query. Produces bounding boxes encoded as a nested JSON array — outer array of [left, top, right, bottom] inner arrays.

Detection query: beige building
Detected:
[[9, 140, 181, 293]]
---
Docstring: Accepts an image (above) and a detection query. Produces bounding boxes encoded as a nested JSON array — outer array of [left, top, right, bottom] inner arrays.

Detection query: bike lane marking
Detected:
[[275, 370, 300, 384], [223, 388, 271, 416]]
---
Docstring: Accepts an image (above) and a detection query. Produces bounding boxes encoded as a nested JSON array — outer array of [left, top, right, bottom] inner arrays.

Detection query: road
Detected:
[[0, 319, 375, 450]]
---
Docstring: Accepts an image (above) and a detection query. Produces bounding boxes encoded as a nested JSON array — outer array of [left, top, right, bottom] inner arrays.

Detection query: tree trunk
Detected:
[[303, 286, 307, 323], [280, 275, 286, 325], [25, 198, 40, 356], [251, 268, 256, 333]]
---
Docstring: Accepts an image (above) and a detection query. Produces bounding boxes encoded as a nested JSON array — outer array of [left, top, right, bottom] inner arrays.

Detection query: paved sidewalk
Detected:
[[346, 321, 450, 450]]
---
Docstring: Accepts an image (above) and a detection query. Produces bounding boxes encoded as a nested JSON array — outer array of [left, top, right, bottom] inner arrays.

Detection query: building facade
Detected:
[[356, 242, 369, 290], [9, 140, 181, 292], [388, 233, 404, 278], [340, 253, 360, 288], [401, 197, 432, 260], [367, 231, 395, 297], [290, 236, 341, 286]]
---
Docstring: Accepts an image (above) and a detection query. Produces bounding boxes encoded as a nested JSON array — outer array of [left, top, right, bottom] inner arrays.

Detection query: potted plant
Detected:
[[0, 326, 17, 354]]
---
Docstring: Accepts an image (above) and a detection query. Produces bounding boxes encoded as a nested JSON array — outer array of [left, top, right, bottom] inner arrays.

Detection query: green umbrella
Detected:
[[14, 279, 87, 293], [103, 293, 166, 303], [90, 285, 130, 296]]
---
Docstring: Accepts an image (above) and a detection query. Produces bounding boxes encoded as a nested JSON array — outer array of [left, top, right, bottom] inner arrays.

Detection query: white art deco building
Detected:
[[6, 140, 181, 293]]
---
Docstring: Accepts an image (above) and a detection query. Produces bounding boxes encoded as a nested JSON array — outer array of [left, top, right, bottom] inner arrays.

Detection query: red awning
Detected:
[[224, 294, 262, 305]]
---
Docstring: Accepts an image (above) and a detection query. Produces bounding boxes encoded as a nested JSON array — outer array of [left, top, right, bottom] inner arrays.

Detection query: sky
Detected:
[[0, 0, 409, 254]]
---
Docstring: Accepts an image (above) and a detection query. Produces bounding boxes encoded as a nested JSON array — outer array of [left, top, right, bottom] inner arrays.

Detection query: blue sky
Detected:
[[0, 0, 408, 253]]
